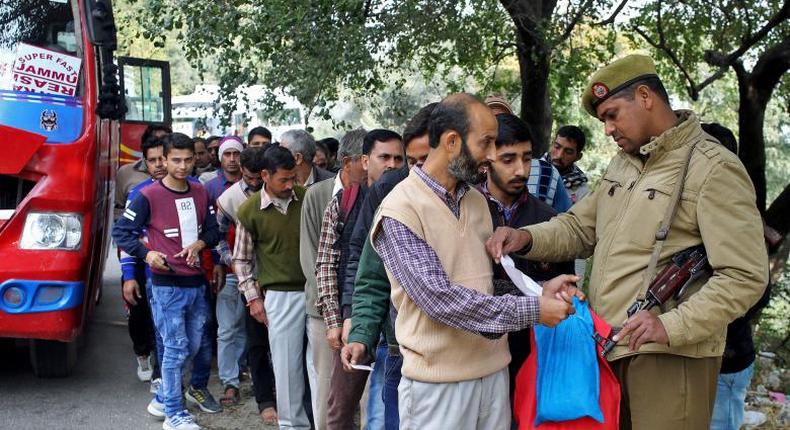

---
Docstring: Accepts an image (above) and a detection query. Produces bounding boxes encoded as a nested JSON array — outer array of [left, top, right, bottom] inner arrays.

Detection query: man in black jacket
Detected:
[[477, 113, 575, 413]]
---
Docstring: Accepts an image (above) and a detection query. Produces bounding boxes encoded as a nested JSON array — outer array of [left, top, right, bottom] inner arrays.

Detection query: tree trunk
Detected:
[[500, 0, 558, 156], [732, 38, 790, 213], [735, 76, 768, 213], [515, 30, 553, 155]]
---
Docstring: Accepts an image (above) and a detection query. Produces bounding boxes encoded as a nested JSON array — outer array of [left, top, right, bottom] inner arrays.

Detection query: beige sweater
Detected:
[[372, 173, 510, 383]]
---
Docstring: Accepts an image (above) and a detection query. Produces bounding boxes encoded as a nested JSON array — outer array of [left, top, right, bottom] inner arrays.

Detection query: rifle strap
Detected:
[[638, 141, 699, 301]]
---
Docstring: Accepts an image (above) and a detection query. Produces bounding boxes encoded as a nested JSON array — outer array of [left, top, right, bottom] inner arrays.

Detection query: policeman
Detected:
[[486, 54, 768, 429]]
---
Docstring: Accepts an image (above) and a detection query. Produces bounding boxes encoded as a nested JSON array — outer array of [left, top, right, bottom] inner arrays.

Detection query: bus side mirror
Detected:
[[84, 0, 118, 49]]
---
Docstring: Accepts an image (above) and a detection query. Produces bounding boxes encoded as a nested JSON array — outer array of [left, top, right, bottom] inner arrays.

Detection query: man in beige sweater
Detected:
[[370, 93, 580, 430]]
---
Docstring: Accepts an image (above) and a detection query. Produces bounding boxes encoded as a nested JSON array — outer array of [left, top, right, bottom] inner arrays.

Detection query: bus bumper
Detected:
[[0, 280, 85, 341]]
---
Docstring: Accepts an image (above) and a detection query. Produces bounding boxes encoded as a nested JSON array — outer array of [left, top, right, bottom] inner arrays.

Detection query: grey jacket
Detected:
[[299, 176, 337, 317]]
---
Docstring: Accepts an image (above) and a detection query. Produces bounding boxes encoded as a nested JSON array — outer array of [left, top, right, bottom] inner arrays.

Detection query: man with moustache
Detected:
[[369, 93, 579, 429], [546, 125, 590, 203], [214, 147, 269, 410], [486, 55, 768, 429]]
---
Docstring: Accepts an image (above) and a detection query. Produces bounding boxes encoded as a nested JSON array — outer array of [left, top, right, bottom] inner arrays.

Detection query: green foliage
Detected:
[[126, 0, 621, 127]]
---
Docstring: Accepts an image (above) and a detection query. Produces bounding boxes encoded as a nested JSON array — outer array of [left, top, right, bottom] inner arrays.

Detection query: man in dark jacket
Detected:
[[478, 113, 575, 412]]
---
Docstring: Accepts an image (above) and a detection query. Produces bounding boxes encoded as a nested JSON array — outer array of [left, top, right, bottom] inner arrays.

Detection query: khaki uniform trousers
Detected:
[[611, 353, 721, 430]]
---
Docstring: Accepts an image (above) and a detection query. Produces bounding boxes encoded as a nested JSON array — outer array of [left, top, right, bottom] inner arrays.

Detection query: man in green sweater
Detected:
[[232, 146, 309, 430]]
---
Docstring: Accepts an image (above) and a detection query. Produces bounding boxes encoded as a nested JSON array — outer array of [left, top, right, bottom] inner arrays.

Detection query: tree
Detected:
[[628, 0, 789, 222], [130, 0, 623, 153]]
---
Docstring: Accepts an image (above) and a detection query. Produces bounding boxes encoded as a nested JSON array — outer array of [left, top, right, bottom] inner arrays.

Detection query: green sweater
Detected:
[[347, 237, 397, 355], [236, 187, 307, 292]]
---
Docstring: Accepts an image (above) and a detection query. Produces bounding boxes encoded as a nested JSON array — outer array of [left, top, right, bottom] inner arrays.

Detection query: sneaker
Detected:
[[147, 395, 165, 420], [137, 355, 153, 382], [150, 377, 162, 394], [185, 385, 222, 413], [163, 410, 200, 430]]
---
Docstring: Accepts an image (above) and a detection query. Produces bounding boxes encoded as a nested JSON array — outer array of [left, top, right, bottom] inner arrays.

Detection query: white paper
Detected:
[[500, 255, 543, 297], [350, 364, 373, 372]]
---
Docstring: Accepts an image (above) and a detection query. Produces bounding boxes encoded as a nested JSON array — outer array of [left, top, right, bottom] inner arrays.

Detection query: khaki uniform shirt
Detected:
[[523, 110, 768, 360]]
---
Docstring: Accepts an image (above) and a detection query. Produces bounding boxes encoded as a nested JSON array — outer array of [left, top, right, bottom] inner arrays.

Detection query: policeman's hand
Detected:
[[175, 240, 206, 267], [249, 297, 268, 326], [612, 310, 669, 351], [538, 296, 575, 327], [486, 227, 532, 263], [327, 327, 343, 351], [122, 279, 142, 305], [342, 318, 352, 346], [212, 265, 226, 294], [145, 251, 170, 271], [542, 274, 584, 304], [341, 342, 368, 372]]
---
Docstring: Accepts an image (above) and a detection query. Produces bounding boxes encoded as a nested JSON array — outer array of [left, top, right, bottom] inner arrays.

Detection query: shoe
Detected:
[[137, 355, 153, 382], [150, 378, 162, 394], [147, 395, 165, 420], [185, 385, 222, 413], [163, 410, 200, 430]]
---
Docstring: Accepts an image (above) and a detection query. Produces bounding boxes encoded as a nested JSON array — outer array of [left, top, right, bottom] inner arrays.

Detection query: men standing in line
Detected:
[[299, 129, 366, 429], [487, 55, 768, 429], [547, 125, 590, 203], [315, 129, 404, 429], [280, 129, 335, 187], [233, 146, 311, 430], [113, 133, 221, 430], [370, 93, 578, 429]]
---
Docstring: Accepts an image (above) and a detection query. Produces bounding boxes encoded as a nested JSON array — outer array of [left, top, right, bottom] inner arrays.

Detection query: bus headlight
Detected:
[[20, 213, 83, 250]]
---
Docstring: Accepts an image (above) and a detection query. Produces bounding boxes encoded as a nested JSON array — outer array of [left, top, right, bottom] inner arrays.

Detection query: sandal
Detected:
[[219, 385, 240, 407], [260, 407, 278, 425]]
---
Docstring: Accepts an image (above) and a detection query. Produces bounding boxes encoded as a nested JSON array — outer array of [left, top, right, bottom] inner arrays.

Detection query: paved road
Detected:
[[0, 249, 272, 430]]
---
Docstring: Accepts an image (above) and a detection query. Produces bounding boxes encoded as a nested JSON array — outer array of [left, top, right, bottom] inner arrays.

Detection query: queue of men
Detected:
[[111, 54, 769, 430]]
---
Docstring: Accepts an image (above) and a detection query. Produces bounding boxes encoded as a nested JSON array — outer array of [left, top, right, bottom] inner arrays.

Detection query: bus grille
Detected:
[[0, 175, 36, 211]]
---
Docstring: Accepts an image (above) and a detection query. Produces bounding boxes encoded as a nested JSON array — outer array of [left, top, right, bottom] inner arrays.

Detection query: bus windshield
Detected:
[[0, 0, 85, 144]]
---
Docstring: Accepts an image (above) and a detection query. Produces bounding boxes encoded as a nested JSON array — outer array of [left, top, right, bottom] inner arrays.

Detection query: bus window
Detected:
[[122, 64, 166, 123]]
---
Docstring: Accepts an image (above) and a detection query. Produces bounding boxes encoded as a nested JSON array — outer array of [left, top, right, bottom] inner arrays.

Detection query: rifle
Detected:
[[593, 245, 711, 357]]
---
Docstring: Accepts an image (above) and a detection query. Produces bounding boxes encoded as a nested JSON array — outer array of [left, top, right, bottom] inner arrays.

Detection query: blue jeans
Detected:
[[710, 363, 754, 430], [216, 275, 246, 388], [365, 341, 388, 430], [149, 285, 209, 417], [382, 352, 402, 430], [147, 282, 211, 392]]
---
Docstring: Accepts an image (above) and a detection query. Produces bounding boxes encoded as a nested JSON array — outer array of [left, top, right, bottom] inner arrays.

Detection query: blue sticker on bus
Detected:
[[0, 89, 84, 144]]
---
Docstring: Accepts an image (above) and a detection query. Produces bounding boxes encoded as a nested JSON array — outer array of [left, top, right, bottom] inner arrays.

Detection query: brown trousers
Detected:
[[610, 354, 721, 430], [326, 348, 369, 430]]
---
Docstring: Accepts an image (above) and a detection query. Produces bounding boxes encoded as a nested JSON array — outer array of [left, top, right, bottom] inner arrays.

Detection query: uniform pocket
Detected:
[[627, 184, 674, 249]]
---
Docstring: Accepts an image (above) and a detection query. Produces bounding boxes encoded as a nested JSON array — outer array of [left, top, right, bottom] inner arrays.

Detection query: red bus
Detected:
[[0, 0, 170, 376]]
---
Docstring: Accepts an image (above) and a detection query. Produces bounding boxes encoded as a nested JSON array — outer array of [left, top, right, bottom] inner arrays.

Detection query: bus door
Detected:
[[117, 57, 171, 166]]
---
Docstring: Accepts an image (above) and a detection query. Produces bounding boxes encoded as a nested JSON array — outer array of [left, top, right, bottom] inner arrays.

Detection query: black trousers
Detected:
[[125, 266, 156, 358], [245, 308, 277, 410]]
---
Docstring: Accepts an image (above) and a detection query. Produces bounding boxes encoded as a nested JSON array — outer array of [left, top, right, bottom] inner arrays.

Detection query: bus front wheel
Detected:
[[29, 339, 77, 378]]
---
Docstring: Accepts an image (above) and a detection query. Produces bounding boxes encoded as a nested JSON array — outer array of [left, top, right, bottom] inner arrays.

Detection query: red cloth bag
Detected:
[[513, 310, 621, 430]]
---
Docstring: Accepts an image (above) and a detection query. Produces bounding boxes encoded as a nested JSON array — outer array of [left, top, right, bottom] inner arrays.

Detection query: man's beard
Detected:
[[488, 165, 525, 197], [448, 139, 484, 185]]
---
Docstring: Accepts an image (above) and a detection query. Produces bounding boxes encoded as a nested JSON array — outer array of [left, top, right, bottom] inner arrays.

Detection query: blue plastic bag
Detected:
[[533, 297, 603, 425]]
